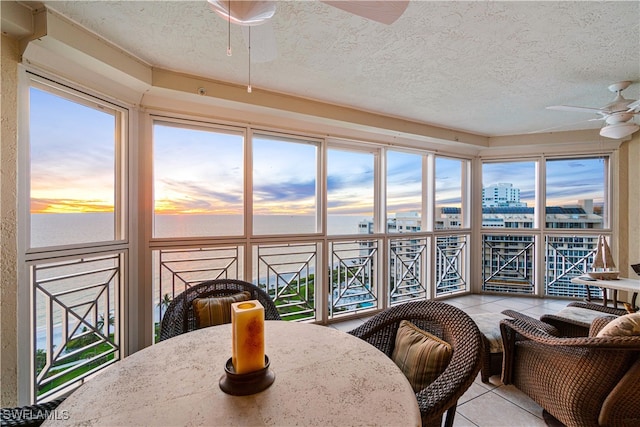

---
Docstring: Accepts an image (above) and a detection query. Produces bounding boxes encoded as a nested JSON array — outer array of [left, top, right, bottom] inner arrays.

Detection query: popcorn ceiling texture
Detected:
[[44, 1, 640, 137]]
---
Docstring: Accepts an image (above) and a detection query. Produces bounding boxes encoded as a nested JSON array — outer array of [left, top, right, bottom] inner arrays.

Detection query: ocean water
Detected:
[[31, 213, 369, 247]]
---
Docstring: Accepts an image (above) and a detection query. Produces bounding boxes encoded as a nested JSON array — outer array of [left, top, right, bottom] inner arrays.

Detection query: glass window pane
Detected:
[[253, 135, 318, 235], [482, 161, 536, 228], [327, 148, 374, 235], [153, 122, 244, 237], [435, 157, 463, 230], [387, 151, 422, 233], [29, 87, 117, 248], [545, 158, 606, 229]]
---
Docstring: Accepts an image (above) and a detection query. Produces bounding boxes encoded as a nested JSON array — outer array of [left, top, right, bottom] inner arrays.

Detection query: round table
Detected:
[[45, 321, 421, 426]]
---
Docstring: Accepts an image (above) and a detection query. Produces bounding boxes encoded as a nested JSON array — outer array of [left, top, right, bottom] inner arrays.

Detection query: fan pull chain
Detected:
[[247, 26, 252, 93], [226, 0, 232, 56]]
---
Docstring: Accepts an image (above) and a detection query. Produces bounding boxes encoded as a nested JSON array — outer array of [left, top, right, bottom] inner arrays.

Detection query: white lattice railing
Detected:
[[32, 252, 122, 401], [329, 239, 378, 317], [482, 235, 535, 294], [389, 236, 427, 305], [255, 242, 317, 321], [435, 235, 468, 296]]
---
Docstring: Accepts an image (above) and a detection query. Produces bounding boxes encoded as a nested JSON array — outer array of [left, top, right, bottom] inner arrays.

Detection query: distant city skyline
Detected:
[[30, 88, 605, 215]]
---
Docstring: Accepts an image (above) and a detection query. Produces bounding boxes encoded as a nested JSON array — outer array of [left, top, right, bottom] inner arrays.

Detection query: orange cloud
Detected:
[[31, 199, 114, 214]]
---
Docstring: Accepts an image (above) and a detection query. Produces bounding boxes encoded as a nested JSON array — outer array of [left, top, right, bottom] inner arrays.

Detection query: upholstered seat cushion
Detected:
[[554, 306, 616, 325], [193, 291, 251, 328], [469, 312, 508, 354], [391, 320, 452, 393]]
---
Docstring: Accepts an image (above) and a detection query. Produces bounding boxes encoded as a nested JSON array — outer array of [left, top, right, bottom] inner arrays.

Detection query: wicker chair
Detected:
[[159, 279, 281, 341], [348, 301, 483, 427], [500, 312, 640, 426], [540, 301, 626, 337], [1, 398, 66, 427]]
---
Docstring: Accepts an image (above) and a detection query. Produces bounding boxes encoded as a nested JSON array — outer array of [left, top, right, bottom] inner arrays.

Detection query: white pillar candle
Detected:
[[231, 300, 265, 374]]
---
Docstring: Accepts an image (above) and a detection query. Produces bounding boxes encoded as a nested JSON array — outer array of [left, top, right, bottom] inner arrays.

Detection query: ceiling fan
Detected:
[[547, 81, 640, 139], [207, 1, 409, 63]]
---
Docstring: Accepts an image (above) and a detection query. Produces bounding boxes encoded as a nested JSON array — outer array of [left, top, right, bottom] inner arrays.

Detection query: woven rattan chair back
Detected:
[[348, 300, 482, 427], [159, 279, 281, 341]]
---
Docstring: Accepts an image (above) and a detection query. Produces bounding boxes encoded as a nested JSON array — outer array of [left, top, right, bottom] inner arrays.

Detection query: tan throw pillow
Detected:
[[193, 291, 251, 328], [391, 320, 453, 393], [597, 312, 640, 337]]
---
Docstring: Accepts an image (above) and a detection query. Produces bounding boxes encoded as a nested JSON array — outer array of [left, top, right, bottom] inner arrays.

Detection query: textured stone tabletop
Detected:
[[45, 321, 420, 426]]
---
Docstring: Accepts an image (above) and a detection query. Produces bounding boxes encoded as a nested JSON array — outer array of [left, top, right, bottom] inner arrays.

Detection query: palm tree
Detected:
[[158, 293, 172, 317]]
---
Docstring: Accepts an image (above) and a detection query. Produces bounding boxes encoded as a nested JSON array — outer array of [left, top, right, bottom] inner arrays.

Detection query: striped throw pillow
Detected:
[[193, 291, 251, 328], [391, 320, 453, 393]]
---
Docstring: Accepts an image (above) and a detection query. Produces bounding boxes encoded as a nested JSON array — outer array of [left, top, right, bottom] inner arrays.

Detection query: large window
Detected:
[[327, 147, 375, 235], [25, 78, 126, 402], [545, 158, 606, 229], [435, 157, 464, 230], [153, 122, 244, 238], [253, 134, 319, 235], [481, 156, 611, 297], [482, 161, 536, 228], [29, 86, 119, 248], [387, 150, 423, 233]]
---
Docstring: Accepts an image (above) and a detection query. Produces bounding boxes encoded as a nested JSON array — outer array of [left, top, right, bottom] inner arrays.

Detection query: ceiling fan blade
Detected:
[[626, 99, 640, 112], [546, 105, 605, 114], [241, 23, 278, 63], [528, 117, 603, 134], [322, 1, 409, 25]]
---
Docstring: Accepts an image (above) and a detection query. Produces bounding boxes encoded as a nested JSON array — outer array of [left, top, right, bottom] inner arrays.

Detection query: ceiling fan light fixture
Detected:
[[208, 0, 276, 26], [600, 122, 639, 139]]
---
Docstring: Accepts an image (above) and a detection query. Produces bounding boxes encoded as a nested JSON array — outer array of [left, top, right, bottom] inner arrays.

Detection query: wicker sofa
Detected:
[[500, 312, 640, 426]]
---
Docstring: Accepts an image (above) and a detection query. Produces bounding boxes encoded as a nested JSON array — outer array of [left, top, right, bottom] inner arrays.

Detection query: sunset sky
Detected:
[[30, 87, 604, 216]]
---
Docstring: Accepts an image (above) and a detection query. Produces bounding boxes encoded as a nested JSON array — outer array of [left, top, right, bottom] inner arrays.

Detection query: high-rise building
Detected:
[[482, 183, 526, 207]]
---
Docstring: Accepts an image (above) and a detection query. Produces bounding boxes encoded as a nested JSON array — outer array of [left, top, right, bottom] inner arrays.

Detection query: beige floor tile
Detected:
[[493, 384, 544, 417], [458, 381, 493, 404], [489, 298, 539, 311], [456, 391, 546, 427], [452, 412, 480, 427], [475, 374, 503, 390]]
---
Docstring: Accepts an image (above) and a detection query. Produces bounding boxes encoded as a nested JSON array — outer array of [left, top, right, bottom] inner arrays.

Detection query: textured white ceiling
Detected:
[[42, 0, 640, 137]]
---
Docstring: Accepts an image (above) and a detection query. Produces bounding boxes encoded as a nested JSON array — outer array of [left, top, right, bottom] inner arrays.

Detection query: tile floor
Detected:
[[328, 293, 573, 427]]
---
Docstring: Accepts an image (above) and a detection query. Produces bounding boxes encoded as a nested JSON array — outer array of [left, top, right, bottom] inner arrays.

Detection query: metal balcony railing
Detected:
[[32, 252, 122, 400]]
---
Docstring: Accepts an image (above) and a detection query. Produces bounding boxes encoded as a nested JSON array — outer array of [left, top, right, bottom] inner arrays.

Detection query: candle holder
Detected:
[[219, 355, 275, 396]]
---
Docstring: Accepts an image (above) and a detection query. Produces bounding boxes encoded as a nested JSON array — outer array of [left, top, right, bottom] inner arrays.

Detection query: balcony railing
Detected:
[[255, 242, 317, 321], [329, 239, 378, 318], [32, 252, 122, 401], [545, 235, 602, 299], [436, 235, 468, 296], [389, 236, 427, 304], [482, 235, 535, 294], [154, 246, 242, 334]]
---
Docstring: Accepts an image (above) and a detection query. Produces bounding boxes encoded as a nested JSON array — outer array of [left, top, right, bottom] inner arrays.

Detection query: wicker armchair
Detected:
[[500, 313, 640, 426], [348, 301, 482, 427], [159, 279, 281, 341], [540, 301, 626, 337], [1, 398, 66, 427]]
